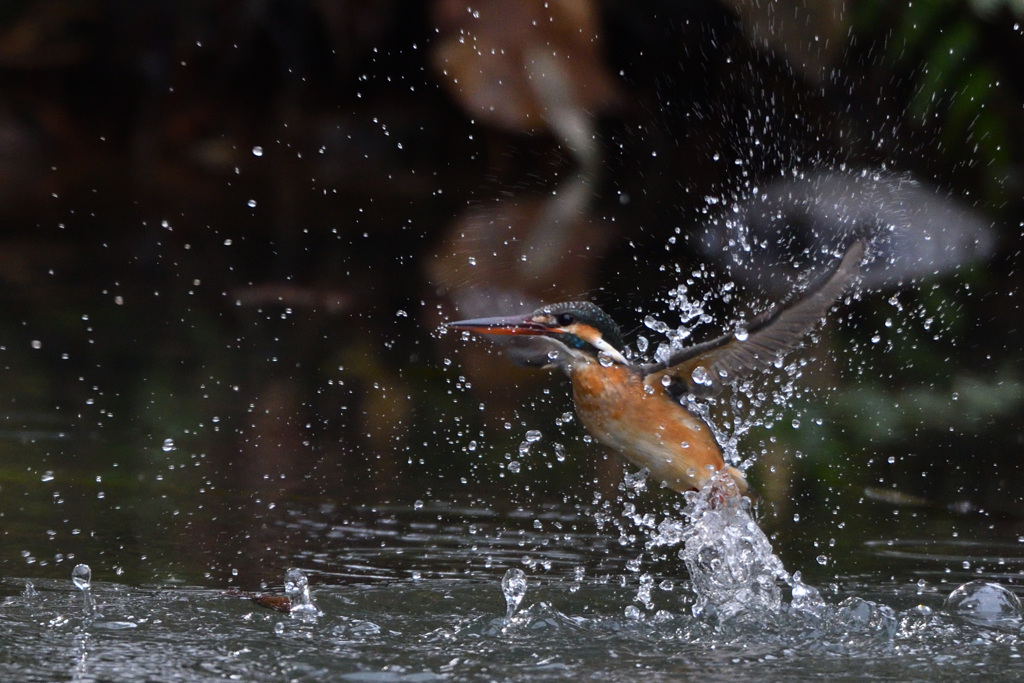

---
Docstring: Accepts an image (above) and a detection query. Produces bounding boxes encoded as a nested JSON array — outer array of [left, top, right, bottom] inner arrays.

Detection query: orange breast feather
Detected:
[[569, 363, 738, 492]]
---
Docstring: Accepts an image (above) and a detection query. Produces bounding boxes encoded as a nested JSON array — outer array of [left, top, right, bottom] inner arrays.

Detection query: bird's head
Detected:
[[447, 301, 629, 368]]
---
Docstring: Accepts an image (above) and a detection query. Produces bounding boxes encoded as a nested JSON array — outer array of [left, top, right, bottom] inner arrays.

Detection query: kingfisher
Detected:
[[447, 239, 866, 495]]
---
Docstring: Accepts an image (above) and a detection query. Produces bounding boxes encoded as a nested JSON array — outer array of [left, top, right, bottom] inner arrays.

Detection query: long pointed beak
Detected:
[[446, 314, 550, 336]]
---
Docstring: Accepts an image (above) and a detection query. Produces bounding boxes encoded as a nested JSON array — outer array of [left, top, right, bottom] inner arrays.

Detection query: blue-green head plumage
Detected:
[[534, 301, 626, 355]]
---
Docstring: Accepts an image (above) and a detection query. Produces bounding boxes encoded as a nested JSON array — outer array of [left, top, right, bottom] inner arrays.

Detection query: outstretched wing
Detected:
[[640, 238, 866, 396]]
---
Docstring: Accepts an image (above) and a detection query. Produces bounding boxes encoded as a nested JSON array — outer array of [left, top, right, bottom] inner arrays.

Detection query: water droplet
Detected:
[[734, 328, 749, 341], [30, 340, 41, 350], [41, 471, 54, 483], [507, 461, 521, 474], [247, 199, 257, 208], [501, 568, 527, 619], [623, 468, 648, 491], [162, 438, 175, 452], [413, 499, 424, 510], [525, 430, 542, 443], [251, 146, 263, 157], [72, 564, 91, 591], [691, 366, 710, 386]]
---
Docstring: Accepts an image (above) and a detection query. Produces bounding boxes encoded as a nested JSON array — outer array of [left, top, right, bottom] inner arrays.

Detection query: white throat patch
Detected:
[[591, 336, 629, 365]]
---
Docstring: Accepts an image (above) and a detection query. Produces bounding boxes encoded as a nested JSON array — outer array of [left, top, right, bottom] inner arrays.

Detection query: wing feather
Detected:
[[641, 239, 866, 395]]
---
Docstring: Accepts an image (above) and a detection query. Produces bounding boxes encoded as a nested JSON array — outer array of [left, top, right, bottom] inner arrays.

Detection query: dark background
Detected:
[[1, 0, 1023, 586]]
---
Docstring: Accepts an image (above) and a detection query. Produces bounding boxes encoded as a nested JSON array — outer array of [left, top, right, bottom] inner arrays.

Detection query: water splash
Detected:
[[659, 471, 790, 620], [945, 580, 1023, 630], [501, 568, 527, 621], [284, 568, 320, 618], [72, 563, 95, 615], [623, 468, 833, 629]]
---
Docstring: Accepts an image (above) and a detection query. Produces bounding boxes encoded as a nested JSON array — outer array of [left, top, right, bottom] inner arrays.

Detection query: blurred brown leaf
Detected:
[[226, 589, 294, 613], [721, 0, 849, 83], [0, 0, 95, 69], [430, 0, 619, 132]]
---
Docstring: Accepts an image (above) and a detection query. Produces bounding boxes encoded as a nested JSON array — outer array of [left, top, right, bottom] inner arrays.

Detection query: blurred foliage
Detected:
[[851, 0, 1024, 202]]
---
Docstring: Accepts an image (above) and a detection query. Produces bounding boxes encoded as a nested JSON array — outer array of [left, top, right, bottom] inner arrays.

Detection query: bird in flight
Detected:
[[447, 239, 866, 495]]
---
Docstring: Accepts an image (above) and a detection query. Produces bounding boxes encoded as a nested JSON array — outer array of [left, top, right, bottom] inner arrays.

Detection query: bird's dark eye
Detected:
[[556, 313, 575, 326]]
